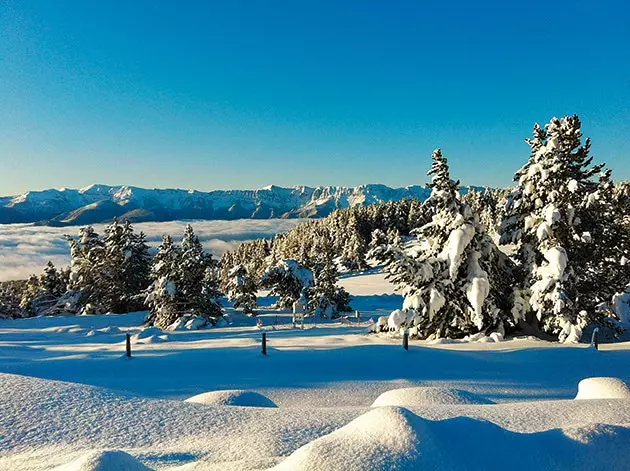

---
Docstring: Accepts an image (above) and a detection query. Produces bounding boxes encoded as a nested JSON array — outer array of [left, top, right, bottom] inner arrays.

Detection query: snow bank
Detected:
[[575, 377, 630, 400], [274, 407, 630, 471], [371, 387, 494, 407], [135, 327, 163, 340], [51, 450, 152, 471], [184, 389, 277, 408], [272, 407, 421, 471]]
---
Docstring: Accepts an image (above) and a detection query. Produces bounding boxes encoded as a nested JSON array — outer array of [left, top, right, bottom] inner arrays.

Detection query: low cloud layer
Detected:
[[0, 219, 302, 281]]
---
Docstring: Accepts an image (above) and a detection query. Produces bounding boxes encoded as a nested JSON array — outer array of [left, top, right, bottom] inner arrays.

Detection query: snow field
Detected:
[[1, 277, 630, 470]]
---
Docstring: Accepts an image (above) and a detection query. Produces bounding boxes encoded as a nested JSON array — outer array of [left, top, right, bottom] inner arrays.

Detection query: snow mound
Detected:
[[184, 389, 277, 408], [575, 377, 630, 400], [272, 407, 421, 471], [371, 386, 494, 407], [52, 450, 152, 471], [274, 407, 630, 471], [135, 326, 163, 339]]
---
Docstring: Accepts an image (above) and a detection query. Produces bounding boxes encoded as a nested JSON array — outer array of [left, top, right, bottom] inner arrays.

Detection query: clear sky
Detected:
[[0, 0, 628, 195]]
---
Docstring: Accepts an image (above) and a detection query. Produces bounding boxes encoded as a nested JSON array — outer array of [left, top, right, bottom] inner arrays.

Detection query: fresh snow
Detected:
[[371, 387, 495, 407], [1, 272, 630, 470], [185, 390, 278, 408], [574, 377, 630, 400]]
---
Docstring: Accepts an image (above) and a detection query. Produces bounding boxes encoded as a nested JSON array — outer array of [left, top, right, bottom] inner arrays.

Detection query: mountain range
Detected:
[[0, 183, 480, 226]]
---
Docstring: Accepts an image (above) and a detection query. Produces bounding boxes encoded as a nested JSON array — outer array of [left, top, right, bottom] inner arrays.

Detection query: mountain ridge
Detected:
[[0, 183, 483, 226]]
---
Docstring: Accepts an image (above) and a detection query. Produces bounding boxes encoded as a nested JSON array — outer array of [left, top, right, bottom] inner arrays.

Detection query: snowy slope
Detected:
[[0, 183, 481, 226]]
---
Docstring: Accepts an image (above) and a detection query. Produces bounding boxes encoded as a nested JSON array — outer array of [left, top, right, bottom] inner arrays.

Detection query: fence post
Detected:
[[126, 333, 132, 358], [262, 332, 267, 355], [591, 328, 599, 350], [403, 329, 409, 351]]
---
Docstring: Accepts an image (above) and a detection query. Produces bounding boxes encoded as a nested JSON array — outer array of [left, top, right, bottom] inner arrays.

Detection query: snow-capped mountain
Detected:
[[0, 183, 479, 226]]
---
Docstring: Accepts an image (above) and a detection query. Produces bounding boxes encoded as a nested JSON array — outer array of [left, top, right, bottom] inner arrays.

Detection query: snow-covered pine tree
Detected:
[[100, 218, 127, 313], [146, 235, 180, 328], [261, 259, 314, 309], [18, 261, 69, 316], [120, 220, 151, 311], [308, 238, 351, 319], [66, 226, 105, 313], [226, 264, 257, 315], [375, 149, 515, 339], [178, 224, 222, 318], [40, 261, 66, 298], [0, 281, 27, 319], [499, 116, 630, 341]]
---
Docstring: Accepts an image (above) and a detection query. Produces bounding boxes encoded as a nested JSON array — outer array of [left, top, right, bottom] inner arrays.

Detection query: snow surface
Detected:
[[50, 450, 152, 471], [1, 272, 630, 470], [371, 387, 494, 407], [574, 377, 630, 400], [185, 390, 277, 408], [274, 406, 630, 471]]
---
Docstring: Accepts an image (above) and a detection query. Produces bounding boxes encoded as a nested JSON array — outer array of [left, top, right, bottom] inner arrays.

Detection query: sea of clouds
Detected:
[[0, 219, 302, 281]]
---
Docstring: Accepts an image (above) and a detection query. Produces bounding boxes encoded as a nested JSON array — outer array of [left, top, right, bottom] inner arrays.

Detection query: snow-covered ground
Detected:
[[1, 273, 630, 470]]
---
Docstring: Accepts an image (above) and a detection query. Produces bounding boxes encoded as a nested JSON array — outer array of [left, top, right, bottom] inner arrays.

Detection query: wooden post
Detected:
[[126, 333, 132, 358], [262, 332, 267, 355], [591, 328, 599, 350], [403, 329, 409, 351], [356, 310, 360, 326]]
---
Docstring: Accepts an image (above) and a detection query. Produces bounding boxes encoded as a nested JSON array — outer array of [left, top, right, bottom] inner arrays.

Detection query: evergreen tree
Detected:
[[146, 226, 222, 329], [40, 261, 66, 298], [226, 264, 257, 315], [499, 115, 630, 341], [146, 235, 180, 328], [121, 221, 151, 310], [261, 259, 314, 309], [308, 247, 351, 319], [66, 226, 106, 313], [375, 149, 515, 339]]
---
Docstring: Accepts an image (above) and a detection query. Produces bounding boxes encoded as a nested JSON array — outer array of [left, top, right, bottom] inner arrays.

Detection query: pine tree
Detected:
[[41, 261, 66, 298], [308, 248, 351, 319], [499, 115, 630, 341], [261, 260, 314, 309], [66, 226, 106, 313], [375, 149, 515, 339], [146, 235, 180, 328], [146, 226, 222, 329], [226, 264, 257, 315], [121, 221, 151, 310]]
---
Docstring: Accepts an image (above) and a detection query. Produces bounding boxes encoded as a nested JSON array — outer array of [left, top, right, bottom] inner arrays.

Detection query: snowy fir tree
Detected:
[[261, 259, 314, 309], [146, 226, 222, 329], [66, 226, 106, 313], [226, 264, 257, 315], [65, 220, 151, 314], [18, 261, 69, 316], [120, 220, 151, 310], [308, 248, 352, 319], [146, 235, 180, 328], [499, 115, 630, 341], [374, 149, 515, 339], [40, 261, 66, 299]]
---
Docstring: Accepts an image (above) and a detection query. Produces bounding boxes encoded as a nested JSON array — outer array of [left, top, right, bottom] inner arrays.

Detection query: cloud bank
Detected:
[[0, 219, 302, 281]]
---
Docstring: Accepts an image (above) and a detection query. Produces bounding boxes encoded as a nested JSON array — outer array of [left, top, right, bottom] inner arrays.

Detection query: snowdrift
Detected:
[[273, 407, 630, 471], [575, 377, 630, 400], [51, 450, 152, 471], [184, 389, 277, 408], [371, 386, 494, 407]]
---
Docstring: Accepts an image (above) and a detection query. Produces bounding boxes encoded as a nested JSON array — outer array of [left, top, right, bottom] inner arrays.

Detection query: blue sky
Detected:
[[0, 0, 628, 195]]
